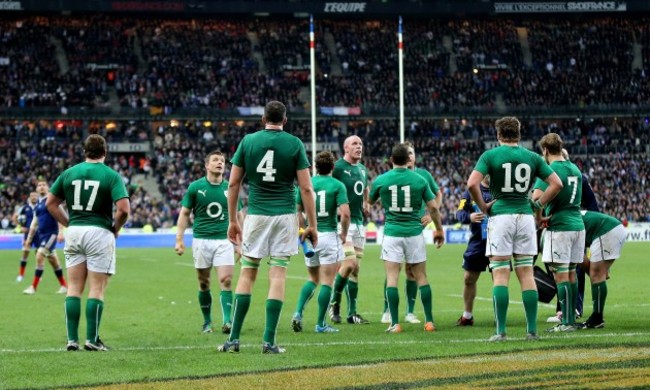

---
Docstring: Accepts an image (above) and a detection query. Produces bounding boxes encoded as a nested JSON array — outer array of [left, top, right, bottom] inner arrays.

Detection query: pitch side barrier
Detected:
[[1, 223, 648, 249]]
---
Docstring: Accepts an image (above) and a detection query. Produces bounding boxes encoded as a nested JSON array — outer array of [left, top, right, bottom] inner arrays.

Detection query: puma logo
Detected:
[[553, 251, 561, 259], [343, 170, 352, 176], [198, 190, 206, 197]]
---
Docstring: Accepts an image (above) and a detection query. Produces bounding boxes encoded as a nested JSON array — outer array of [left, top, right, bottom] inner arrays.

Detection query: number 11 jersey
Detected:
[[473, 145, 553, 216]]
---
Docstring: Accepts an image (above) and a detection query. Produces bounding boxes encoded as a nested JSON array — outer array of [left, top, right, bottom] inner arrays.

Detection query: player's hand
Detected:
[[112, 224, 120, 238], [228, 222, 242, 247], [57, 233, 65, 243], [175, 240, 185, 256], [234, 245, 242, 263], [339, 233, 347, 245], [301, 226, 318, 249], [363, 203, 371, 218], [420, 214, 432, 227], [20, 227, 28, 234], [470, 212, 485, 223], [537, 215, 551, 229], [433, 229, 445, 249], [483, 200, 496, 216]]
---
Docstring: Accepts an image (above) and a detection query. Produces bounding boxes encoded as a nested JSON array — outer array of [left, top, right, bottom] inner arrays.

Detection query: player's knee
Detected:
[[199, 281, 210, 291], [220, 275, 232, 289]]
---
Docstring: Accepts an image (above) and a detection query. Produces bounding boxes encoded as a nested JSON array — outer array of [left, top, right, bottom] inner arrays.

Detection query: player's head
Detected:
[[495, 117, 521, 143], [204, 150, 225, 175], [390, 143, 410, 167], [561, 148, 570, 160], [84, 134, 107, 160], [538, 133, 563, 162], [343, 135, 363, 162], [404, 141, 415, 169], [36, 181, 48, 196], [315, 150, 335, 176], [29, 191, 38, 203], [262, 100, 287, 126]]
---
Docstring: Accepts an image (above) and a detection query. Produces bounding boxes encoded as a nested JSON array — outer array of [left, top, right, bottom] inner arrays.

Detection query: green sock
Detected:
[[522, 289, 538, 334], [406, 279, 418, 314], [592, 281, 608, 315], [229, 294, 251, 341], [493, 286, 509, 335], [86, 298, 104, 344], [346, 280, 359, 316], [419, 284, 433, 323], [386, 287, 399, 326], [198, 290, 212, 325], [263, 299, 284, 345], [383, 278, 388, 312], [557, 282, 571, 326], [317, 285, 333, 327], [330, 273, 348, 306], [570, 281, 579, 324], [65, 296, 81, 342], [295, 281, 317, 316], [220, 290, 233, 324]]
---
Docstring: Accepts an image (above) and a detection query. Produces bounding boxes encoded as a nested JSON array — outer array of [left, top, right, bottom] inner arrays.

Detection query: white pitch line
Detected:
[[447, 294, 556, 308], [174, 262, 195, 268], [2, 331, 649, 354]]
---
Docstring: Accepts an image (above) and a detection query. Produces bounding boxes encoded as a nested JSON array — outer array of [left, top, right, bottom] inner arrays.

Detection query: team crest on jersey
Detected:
[[223, 190, 228, 198], [360, 170, 366, 177]]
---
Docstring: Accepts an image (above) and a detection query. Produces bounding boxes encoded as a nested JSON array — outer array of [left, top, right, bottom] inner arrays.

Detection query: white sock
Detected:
[[463, 311, 473, 319]]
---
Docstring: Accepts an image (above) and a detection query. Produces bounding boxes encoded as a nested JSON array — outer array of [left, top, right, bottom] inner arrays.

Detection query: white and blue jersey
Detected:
[[34, 197, 59, 251], [18, 202, 37, 245]]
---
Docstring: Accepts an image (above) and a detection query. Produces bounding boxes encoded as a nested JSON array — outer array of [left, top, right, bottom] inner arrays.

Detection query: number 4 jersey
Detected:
[[473, 145, 553, 216], [231, 129, 310, 216], [50, 162, 129, 230]]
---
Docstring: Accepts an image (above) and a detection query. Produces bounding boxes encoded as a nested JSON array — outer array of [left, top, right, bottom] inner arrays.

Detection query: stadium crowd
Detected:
[[3, 16, 650, 113]]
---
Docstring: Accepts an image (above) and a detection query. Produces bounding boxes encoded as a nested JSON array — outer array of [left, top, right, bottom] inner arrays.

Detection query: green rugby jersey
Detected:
[[181, 177, 231, 239], [369, 168, 434, 237], [333, 158, 368, 224], [50, 162, 128, 231], [296, 175, 348, 232], [231, 129, 310, 216], [534, 160, 584, 232], [414, 167, 439, 218], [581, 210, 621, 247], [474, 145, 553, 216]]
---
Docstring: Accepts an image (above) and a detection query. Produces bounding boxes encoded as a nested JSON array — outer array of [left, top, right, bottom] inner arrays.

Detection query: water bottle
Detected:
[[473, 203, 488, 240], [298, 228, 315, 258]]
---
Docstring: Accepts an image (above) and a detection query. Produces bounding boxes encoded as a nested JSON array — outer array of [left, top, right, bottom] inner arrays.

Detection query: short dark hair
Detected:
[[539, 133, 563, 155], [84, 134, 107, 159], [205, 150, 224, 164], [315, 151, 335, 175], [264, 101, 286, 124], [495, 117, 521, 143], [391, 143, 410, 166]]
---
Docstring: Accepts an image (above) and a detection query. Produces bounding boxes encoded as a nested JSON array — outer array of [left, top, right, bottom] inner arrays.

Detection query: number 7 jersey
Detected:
[[473, 145, 553, 216], [534, 161, 584, 231], [50, 161, 129, 230]]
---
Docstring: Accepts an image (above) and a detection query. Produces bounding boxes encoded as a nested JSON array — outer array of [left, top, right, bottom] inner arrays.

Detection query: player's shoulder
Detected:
[[415, 167, 433, 178]]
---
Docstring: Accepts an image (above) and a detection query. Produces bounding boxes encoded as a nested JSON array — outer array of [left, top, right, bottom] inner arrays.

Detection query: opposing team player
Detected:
[[330, 135, 370, 325], [175, 151, 236, 334], [22, 181, 67, 295], [533, 133, 585, 333], [369, 143, 444, 333], [14, 191, 38, 282], [292, 151, 350, 333], [467, 117, 562, 341], [219, 100, 317, 354]]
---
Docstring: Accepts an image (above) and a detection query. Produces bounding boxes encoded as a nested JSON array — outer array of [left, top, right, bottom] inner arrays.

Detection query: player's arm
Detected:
[[296, 203, 306, 229], [46, 193, 69, 227], [24, 214, 39, 249], [426, 199, 444, 248], [467, 170, 492, 214], [433, 189, 443, 210], [533, 172, 563, 211], [175, 206, 191, 255], [363, 186, 371, 217], [339, 203, 350, 243], [227, 165, 244, 245], [113, 198, 130, 237], [297, 167, 318, 248]]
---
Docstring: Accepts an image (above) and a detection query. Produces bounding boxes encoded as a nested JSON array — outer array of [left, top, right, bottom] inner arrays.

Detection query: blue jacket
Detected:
[[456, 184, 492, 259]]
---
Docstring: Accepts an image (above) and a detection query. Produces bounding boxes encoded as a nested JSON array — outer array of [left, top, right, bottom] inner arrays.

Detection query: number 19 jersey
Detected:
[[473, 145, 553, 216], [231, 129, 310, 216], [50, 162, 129, 231]]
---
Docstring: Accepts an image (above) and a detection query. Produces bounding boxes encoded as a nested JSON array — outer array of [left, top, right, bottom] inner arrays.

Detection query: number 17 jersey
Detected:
[[473, 145, 553, 216], [50, 161, 129, 231]]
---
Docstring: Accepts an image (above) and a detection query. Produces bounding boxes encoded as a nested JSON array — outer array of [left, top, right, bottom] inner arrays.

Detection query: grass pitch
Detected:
[[1, 242, 649, 389]]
